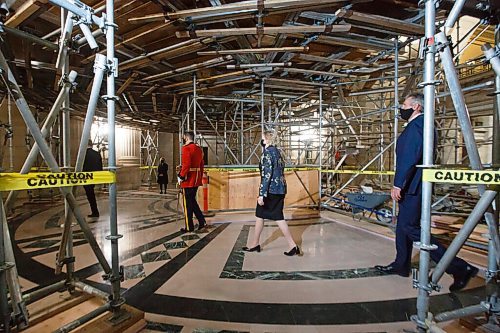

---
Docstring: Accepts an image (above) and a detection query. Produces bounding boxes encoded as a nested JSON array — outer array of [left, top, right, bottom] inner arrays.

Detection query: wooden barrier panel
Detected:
[[200, 170, 319, 210]]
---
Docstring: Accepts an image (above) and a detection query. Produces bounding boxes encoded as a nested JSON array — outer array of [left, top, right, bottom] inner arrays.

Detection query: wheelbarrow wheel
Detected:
[[376, 207, 393, 224]]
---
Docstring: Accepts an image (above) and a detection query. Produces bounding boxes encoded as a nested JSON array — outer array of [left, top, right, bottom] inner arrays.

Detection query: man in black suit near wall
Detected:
[[83, 140, 103, 218], [374, 93, 477, 292]]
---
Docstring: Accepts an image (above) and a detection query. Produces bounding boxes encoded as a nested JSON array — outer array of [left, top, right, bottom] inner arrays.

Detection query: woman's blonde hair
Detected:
[[264, 129, 278, 146]]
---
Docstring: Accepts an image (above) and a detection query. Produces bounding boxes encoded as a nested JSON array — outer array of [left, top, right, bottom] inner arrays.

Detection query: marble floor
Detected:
[[10, 189, 487, 333]]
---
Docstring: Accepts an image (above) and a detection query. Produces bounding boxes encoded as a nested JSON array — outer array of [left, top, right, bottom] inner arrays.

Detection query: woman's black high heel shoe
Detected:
[[284, 246, 300, 256], [242, 245, 261, 252]]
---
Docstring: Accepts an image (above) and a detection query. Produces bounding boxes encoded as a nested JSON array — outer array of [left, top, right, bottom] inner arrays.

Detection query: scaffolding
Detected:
[[140, 129, 159, 187], [0, 0, 496, 331], [174, 4, 499, 330], [0, 0, 126, 331]]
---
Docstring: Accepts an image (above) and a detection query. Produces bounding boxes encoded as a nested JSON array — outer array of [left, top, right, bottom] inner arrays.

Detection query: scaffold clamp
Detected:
[[0, 262, 14, 272], [429, 280, 442, 292], [410, 314, 428, 330], [105, 57, 119, 78], [417, 80, 442, 88], [413, 241, 438, 251], [485, 268, 499, 280], [105, 234, 123, 241], [102, 94, 119, 101], [56, 256, 75, 267], [102, 265, 124, 283]]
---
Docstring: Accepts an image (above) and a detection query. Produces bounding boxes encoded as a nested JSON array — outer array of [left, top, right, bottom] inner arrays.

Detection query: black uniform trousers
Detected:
[[84, 185, 99, 215], [182, 187, 206, 231], [394, 192, 469, 276]]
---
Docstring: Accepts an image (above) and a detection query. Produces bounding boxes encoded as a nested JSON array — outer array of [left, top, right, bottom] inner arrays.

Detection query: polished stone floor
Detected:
[[10, 189, 487, 333]]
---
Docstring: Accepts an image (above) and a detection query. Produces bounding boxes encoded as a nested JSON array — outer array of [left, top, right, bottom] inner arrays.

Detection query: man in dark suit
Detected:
[[375, 93, 478, 292], [83, 140, 103, 218]]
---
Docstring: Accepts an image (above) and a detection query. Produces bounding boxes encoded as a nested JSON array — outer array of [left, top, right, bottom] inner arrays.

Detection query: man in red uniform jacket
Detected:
[[178, 131, 207, 233]]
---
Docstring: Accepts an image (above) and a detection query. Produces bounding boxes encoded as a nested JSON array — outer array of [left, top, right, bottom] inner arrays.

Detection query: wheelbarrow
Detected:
[[345, 191, 392, 224]]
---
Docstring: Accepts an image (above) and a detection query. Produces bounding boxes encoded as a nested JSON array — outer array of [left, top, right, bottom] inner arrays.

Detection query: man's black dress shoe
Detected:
[[374, 264, 410, 277], [197, 223, 206, 231], [180, 227, 192, 233], [449, 266, 478, 292], [242, 245, 261, 252], [87, 214, 99, 218]]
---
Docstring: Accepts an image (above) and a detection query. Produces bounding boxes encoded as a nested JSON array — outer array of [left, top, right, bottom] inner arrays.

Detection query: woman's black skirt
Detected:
[[255, 193, 285, 220]]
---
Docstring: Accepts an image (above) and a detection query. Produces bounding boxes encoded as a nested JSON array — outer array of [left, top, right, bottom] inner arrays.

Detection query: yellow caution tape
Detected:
[[205, 167, 259, 172], [322, 170, 395, 175], [183, 167, 394, 174], [204, 167, 320, 172], [286, 167, 319, 171], [30, 167, 51, 172], [423, 169, 500, 185], [0, 171, 116, 191]]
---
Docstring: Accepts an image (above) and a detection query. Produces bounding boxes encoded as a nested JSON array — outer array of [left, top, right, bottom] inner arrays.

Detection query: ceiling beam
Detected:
[[197, 46, 309, 56], [142, 56, 234, 83], [166, 0, 349, 20], [176, 24, 351, 38], [290, 33, 392, 51], [5, 0, 48, 27], [336, 8, 425, 36], [117, 72, 139, 95], [298, 54, 374, 67]]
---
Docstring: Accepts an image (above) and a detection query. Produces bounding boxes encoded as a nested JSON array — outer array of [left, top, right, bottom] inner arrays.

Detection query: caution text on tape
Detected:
[[0, 171, 116, 191], [423, 169, 500, 185]]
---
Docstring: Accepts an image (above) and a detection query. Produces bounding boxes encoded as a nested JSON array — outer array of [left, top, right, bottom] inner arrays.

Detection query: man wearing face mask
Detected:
[[178, 131, 207, 233], [375, 93, 477, 292]]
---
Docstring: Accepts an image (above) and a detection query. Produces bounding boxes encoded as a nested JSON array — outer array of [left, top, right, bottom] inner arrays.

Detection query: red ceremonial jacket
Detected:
[[178, 142, 204, 188]]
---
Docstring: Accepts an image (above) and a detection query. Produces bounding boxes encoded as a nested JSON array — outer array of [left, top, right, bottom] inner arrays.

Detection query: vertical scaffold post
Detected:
[[193, 74, 197, 136], [415, 0, 437, 331], [392, 37, 399, 223], [0, 198, 10, 332], [104, 0, 126, 320], [487, 23, 500, 326], [60, 7, 75, 284], [261, 78, 265, 136], [319, 87, 323, 209]]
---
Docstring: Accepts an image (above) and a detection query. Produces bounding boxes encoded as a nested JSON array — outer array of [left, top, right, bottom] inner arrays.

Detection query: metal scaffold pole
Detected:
[[193, 74, 197, 135], [7, 93, 13, 172], [104, 0, 126, 319], [436, 23, 500, 267], [392, 37, 399, 223], [486, 23, 500, 327], [319, 87, 323, 209], [0, 198, 10, 332], [60, 7, 75, 284], [414, 0, 437, 331], [241, 101, 244, 162], [261, 78, 265, 134]]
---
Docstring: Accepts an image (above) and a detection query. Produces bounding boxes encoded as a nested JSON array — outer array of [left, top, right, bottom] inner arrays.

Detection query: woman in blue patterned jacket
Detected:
[[243, 130, 300, 256]]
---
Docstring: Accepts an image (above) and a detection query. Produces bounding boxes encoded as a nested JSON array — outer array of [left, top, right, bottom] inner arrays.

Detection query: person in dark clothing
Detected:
[[157, 157, 169, 194], [242, 130, 299, 256], [83, 140, 103, 218], [374, 93, 477, 292]]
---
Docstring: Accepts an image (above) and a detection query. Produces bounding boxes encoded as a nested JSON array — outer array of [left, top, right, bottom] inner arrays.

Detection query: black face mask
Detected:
[[260, 139, 266, 147], [399, 107, 414, 121]]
